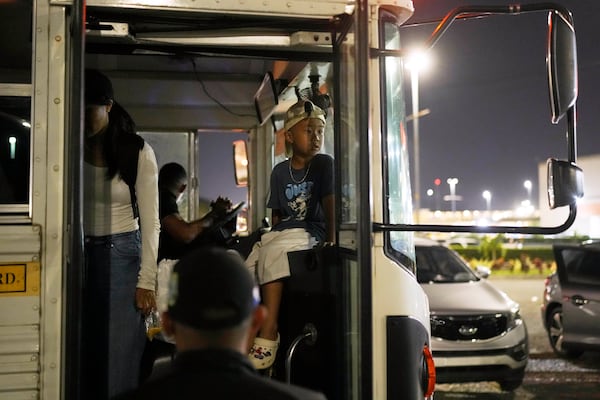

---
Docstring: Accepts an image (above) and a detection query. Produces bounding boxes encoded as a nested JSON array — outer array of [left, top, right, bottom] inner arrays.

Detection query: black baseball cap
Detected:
[[167, 247, 260, 330], [85, 69, 114, 105]]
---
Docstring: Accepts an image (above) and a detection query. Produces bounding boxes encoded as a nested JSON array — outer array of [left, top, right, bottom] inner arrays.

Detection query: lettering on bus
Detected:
[[0, 264, 26, 293]]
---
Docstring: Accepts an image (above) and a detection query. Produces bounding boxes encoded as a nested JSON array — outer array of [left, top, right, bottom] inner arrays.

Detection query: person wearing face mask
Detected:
[[156, 162, 234, 262], [139, 162, 233, 381]]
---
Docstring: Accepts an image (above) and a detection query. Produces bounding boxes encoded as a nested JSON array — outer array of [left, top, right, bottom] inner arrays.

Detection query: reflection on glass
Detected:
[[382, 19, 415, 265], [339, 32, 358, 224], [233, 139, 248, 187], [0, 97, 31, 206]]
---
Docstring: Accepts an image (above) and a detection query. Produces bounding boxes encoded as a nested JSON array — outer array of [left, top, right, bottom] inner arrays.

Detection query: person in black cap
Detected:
[[115, 246, 327, 400], [83, 69, 160, 399]]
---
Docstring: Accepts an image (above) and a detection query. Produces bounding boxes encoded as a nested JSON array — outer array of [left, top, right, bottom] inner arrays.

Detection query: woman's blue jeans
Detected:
[[83, 230, 146, 399]]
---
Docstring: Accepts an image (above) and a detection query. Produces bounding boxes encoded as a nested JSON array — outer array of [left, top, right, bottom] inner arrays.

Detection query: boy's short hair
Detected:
[[284, 100, 326, 132]]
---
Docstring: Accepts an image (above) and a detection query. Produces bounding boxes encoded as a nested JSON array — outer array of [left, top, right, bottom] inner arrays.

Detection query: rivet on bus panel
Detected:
[[54, 35, 62, 42]]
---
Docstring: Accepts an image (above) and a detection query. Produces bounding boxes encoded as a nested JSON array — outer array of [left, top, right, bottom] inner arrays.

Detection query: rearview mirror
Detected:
[[547, 10, 577, 124], [233, 140, 248, 187], [254, 72, 278, 125], [547, 158, 583, 209]]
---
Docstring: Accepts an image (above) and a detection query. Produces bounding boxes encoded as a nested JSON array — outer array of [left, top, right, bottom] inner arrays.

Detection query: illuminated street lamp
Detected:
[[447, 178, 459, 212], [405, 49, 431, 221], [524, 180, 532, 200], [426, 188, 434, 210], [482, 190, 492, 212]]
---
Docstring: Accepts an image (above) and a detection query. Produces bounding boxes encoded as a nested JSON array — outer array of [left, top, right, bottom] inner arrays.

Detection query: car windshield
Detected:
[[416, 245, 479, 284]]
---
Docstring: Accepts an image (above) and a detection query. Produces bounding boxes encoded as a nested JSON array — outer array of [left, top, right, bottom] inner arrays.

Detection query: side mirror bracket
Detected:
[[547, 158, 583, 209]]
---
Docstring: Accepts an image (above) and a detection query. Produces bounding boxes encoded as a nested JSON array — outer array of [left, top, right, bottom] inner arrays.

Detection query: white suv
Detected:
[[415, 237, 528, 391]]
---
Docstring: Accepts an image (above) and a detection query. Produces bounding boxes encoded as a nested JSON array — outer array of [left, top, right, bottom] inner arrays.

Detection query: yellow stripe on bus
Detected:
[[0, 263, 40, 296]]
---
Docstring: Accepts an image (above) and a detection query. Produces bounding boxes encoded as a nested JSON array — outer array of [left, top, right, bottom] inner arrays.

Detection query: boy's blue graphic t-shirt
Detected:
[[267, 153, 334, 241]]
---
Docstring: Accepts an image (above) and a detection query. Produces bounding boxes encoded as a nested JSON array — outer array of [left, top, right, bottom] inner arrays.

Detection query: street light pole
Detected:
[[482, 190, 492, 213], [524, 180, 532, 201], [411, 68, 421, 222], [447, 178, 459, 212]]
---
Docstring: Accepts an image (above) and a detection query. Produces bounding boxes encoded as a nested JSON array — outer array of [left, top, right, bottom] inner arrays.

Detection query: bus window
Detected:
[[0, 1, 32, 84], [0, 1, 32, 214], [380, 13, 416, 272], [339, 26, 358, 225], [0, 97, 31, 210]]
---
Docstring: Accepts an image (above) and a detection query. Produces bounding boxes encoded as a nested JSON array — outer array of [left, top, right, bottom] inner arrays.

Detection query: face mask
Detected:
[[176, 192, 186, 206]]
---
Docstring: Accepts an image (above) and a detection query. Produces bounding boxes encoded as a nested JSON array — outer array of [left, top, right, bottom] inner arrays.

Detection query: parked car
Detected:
[[415, 237, 528, 391], [541, 241, 600, 358]]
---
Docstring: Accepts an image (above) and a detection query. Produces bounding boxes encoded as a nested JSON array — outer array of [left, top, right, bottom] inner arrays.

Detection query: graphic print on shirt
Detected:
[[284, 181, 314, 221]]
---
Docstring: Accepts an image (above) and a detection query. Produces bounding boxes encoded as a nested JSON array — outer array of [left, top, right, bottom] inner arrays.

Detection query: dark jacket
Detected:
[[115, 348, 327, 400]]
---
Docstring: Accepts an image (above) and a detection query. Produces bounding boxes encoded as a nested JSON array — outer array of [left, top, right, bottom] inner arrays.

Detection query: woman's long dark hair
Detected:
[[103, 101, 144, 187]]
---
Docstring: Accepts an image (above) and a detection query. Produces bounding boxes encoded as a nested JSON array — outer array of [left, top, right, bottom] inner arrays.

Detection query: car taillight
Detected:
[[543, 276, 551, 294]]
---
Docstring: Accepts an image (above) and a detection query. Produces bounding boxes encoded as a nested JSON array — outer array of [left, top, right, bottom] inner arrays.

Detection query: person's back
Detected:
[[116, 246, 326, 400], [123, 348, 324, 399]]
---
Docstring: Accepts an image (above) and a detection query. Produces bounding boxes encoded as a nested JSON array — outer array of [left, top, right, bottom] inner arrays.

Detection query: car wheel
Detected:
[[547, 306, 583, 358]]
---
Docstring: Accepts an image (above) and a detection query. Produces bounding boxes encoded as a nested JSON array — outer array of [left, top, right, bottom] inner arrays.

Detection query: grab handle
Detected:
[[285, 323, 318, 383]]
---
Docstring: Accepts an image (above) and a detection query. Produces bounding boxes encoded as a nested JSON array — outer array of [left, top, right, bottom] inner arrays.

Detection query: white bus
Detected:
[[0, 0, 581, 399]]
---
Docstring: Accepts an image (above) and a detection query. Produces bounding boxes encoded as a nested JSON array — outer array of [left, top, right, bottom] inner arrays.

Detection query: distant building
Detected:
[[538, 154, 600, 239]]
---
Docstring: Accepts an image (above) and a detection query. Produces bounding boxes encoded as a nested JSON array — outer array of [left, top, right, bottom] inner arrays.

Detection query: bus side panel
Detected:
[[372, 249, 431, 399], [0, 226, 42, 399], [387, 316, 430, 399]]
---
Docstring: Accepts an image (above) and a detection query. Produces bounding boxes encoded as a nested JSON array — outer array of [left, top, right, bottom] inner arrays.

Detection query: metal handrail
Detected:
[[285, 323, 318, 384]]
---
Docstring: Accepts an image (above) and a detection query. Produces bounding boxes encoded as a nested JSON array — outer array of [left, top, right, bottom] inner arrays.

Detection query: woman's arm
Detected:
[[135, 144, 160, 312]]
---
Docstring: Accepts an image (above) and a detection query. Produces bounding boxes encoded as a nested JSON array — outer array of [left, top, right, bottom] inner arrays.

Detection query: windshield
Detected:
[[415, 245, 479, 284]]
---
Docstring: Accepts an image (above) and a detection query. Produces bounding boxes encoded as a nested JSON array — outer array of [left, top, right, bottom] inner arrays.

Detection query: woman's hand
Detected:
[[135, 288, 156, 315]]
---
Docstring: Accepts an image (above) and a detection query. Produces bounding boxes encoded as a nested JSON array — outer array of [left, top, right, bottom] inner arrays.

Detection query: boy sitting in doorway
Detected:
[[246, 99, 335, 370]]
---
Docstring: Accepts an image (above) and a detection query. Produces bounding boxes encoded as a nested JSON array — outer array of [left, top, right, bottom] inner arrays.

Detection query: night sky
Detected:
[[401, 0, 600, 211]]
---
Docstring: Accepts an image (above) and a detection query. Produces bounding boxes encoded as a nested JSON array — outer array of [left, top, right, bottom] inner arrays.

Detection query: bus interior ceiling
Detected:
[[85, 7, 337, 131]]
